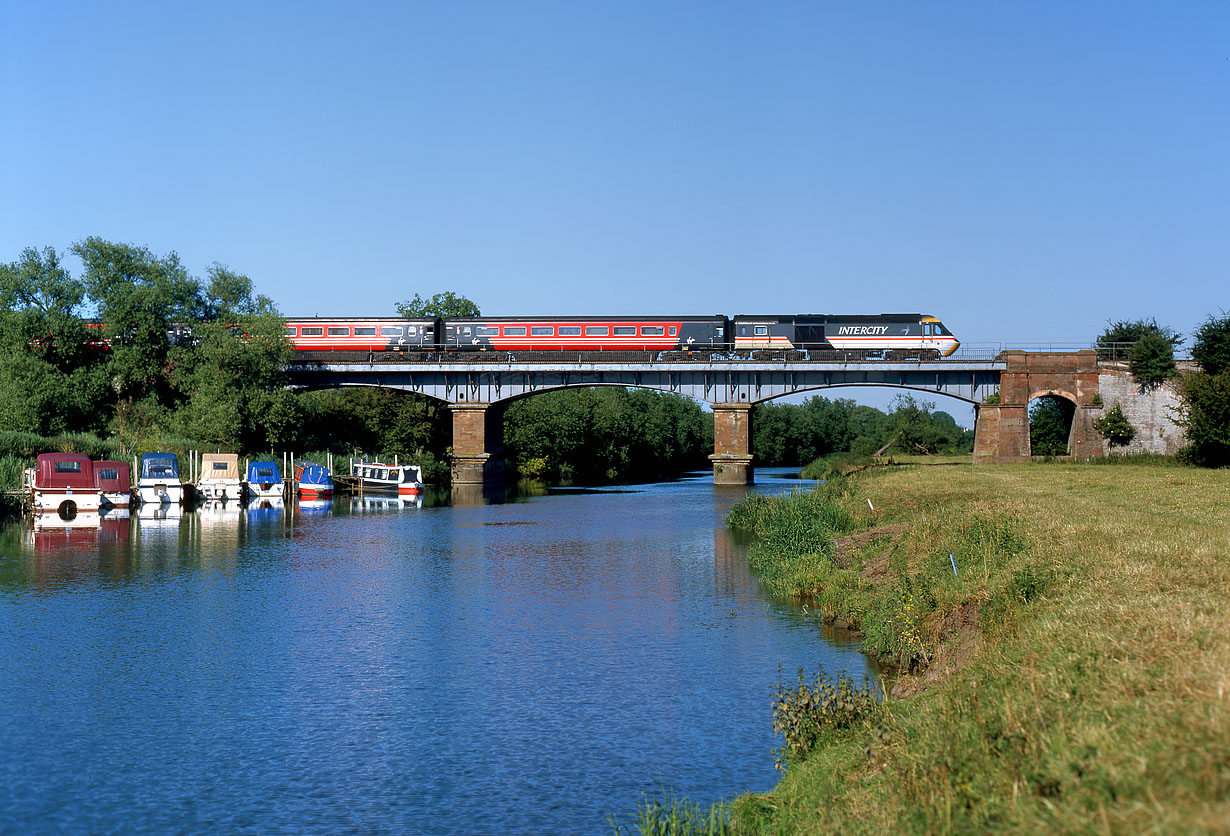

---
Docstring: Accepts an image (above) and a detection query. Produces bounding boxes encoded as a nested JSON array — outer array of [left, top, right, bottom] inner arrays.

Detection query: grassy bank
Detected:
[[714, 461, 1230, 834]]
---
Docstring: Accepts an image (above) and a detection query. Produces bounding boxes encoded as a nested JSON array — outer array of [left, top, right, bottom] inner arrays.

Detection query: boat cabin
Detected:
[[94, 460, 132, 508]]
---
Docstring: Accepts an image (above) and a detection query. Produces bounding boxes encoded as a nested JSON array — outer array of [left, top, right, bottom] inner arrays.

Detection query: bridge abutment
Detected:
[[710, 403, 754, 485], [449, 402, 506, 487], [973, 350, 1103, 463]]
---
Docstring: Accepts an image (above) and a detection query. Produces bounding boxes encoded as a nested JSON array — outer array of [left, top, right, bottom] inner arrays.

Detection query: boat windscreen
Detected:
[[142, 457, 178, 478]]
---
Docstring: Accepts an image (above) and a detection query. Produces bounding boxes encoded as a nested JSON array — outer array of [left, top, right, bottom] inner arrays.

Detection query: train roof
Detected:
[[733, 313, 934, 321], [443, 315, 727, 322]]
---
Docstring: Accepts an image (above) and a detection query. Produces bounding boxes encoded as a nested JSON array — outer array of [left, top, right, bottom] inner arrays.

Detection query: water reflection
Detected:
[[0, 469, 873, 836]]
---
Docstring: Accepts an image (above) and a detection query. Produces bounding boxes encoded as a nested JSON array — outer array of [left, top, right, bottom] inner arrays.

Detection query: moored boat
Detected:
[[245, 461, 284, 499], [26, 453, 104, 515], [350, 459, 423, 496], [294, 462, 334, 499], [94, 460, 132, 508], [137, 453, 184, 504], [198, 453, 245, 501]]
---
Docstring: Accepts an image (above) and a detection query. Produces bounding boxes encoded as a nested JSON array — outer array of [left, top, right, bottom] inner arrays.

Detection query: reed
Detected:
[[609, 794, 731, 836]]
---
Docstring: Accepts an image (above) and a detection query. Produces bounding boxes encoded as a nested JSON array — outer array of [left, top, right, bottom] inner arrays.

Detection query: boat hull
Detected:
[[31, 489, 103, 514], [198, 480, 245, 501], [137, 482, 184, 505]]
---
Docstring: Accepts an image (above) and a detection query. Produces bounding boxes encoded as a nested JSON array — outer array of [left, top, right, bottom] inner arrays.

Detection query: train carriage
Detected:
[[442, 316, 727, 351], [732, 314, 959, 357], [285, 317, 441, 352]]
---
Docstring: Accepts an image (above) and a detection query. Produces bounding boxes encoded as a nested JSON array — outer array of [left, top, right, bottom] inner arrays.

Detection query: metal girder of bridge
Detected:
[[286, 360, 1005, 405]]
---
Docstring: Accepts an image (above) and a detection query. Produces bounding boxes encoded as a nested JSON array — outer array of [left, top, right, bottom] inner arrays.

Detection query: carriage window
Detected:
[[476, 326, 499, 336], [503, 326, 527, 336], [354, 327, 376, 336], [613, 326, 636, 336], [98, 468, 118, 480], [642, 326, 664, 336], [285, 327, 297, 336], [586, 326, 609, 336], [327, 327, 350, 336], [669, 326, 678, 336], [755, 326, 768, 336], [531, 326, 553, 336], [406, 326, 417, 336], [924, 324, 933, 335], [559, 326, 581, 336], [300, 327, 323, 337], [381, 326, 403, 336]]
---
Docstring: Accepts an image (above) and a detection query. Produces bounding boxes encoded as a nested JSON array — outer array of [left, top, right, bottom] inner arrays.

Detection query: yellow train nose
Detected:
[[942, 340, 960, 357]]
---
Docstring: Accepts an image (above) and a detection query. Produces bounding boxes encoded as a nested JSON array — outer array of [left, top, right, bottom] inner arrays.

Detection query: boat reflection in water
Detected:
[[349, 494, 423, 513], [297, 497, 333, 516], [28, 508, 131, 547], [136, 501, 183, 545]]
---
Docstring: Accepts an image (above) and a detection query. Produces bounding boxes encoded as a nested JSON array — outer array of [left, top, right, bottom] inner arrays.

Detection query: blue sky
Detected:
[[4, 0, 1227, 356]]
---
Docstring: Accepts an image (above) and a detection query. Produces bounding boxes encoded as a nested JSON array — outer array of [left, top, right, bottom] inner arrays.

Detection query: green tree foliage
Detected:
[[1176, 370, 1230, 467], [1128, 332, 1178, 391], [295, 388, 449, 458], [754, 394, 973, 466], [503, 388, 711, 483], [1029, 396, 1073, 456], [1092, 403, 1136, 448], [72, 237, 206, 402], [1096, 318, 1183, 360], [1191, 311, 1230, 375], [396, 291, 480, 318]]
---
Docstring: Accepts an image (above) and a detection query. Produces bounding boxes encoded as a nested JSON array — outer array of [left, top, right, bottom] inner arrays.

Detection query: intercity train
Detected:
[[282, 313, 960, 358]]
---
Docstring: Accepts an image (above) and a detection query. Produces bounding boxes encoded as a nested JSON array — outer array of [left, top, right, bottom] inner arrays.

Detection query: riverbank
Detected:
[[725, 461, 1230, 834]]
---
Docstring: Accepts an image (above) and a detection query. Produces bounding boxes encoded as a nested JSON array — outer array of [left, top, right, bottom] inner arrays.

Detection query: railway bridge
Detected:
[[285, 350, 1103, 486]]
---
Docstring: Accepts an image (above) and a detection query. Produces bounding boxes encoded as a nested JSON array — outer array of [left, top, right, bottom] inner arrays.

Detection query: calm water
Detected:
[[0, 470, 873, 835]]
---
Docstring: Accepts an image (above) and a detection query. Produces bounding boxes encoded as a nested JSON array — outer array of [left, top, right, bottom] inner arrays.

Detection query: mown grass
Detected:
[[720, 461, 1230, 835]]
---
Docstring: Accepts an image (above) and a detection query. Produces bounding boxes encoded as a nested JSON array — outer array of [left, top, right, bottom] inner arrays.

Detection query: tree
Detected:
[[1128, 331, 1178, 391], [1192, 311, 1230, 376], [72, 237, 206, 402], [1092, 404, 1136, 448], [1029, 397, 1073, 456], [1096, 318, 1182, 361], [396, 292, 480, 318], [1175, 371, 1230, 467]]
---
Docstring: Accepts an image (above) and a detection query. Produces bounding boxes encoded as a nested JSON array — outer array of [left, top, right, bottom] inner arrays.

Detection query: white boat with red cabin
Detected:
[[350, 459, 423, 496], [25, 453, 104, 515]]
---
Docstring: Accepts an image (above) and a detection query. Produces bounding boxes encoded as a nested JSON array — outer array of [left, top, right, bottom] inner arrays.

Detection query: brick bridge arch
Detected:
[[972, 350, 1103, 462]]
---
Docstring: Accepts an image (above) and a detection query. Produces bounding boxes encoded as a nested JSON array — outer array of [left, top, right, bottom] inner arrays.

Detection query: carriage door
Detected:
[[921, 322, 937, 354]]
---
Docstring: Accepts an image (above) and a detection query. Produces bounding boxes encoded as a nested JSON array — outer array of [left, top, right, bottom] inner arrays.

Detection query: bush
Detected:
[[771, 667, 882, 770], [1128, 332, 1178, 390], [1176, 370, 1230, 467], [1092, 403, 1136, 447], [1192, 311, 1230, 376]]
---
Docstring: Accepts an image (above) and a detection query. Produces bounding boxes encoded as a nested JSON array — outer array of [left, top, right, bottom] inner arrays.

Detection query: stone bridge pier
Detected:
[[449, 402, 507, 486], [710, 404, 754, 485]]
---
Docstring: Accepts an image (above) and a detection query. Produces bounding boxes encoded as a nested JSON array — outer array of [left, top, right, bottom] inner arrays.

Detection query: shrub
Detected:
[[771, 667, 882, 770], [1092, 404, 1136, 447]]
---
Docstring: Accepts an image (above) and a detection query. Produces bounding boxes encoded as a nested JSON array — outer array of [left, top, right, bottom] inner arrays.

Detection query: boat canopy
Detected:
[[200, 453, 241, 481], [34, 453, 95, 489], [140, 453, 180, 480], [94, 461, 131, 492], [247, 461, 282, 483], [298, 463, 332, 485]]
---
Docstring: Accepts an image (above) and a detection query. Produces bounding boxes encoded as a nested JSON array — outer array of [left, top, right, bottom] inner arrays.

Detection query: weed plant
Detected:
[[609, 794, 731, 836], [771, 667, 883, 770]]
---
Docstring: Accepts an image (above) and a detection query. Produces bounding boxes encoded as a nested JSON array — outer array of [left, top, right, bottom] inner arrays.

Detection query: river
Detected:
[[0, 469, 874, 835]]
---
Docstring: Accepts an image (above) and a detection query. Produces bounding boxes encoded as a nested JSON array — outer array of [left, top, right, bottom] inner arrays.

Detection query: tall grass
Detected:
[[726, 483, 857, 595], [609, 795, 731, 836]]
